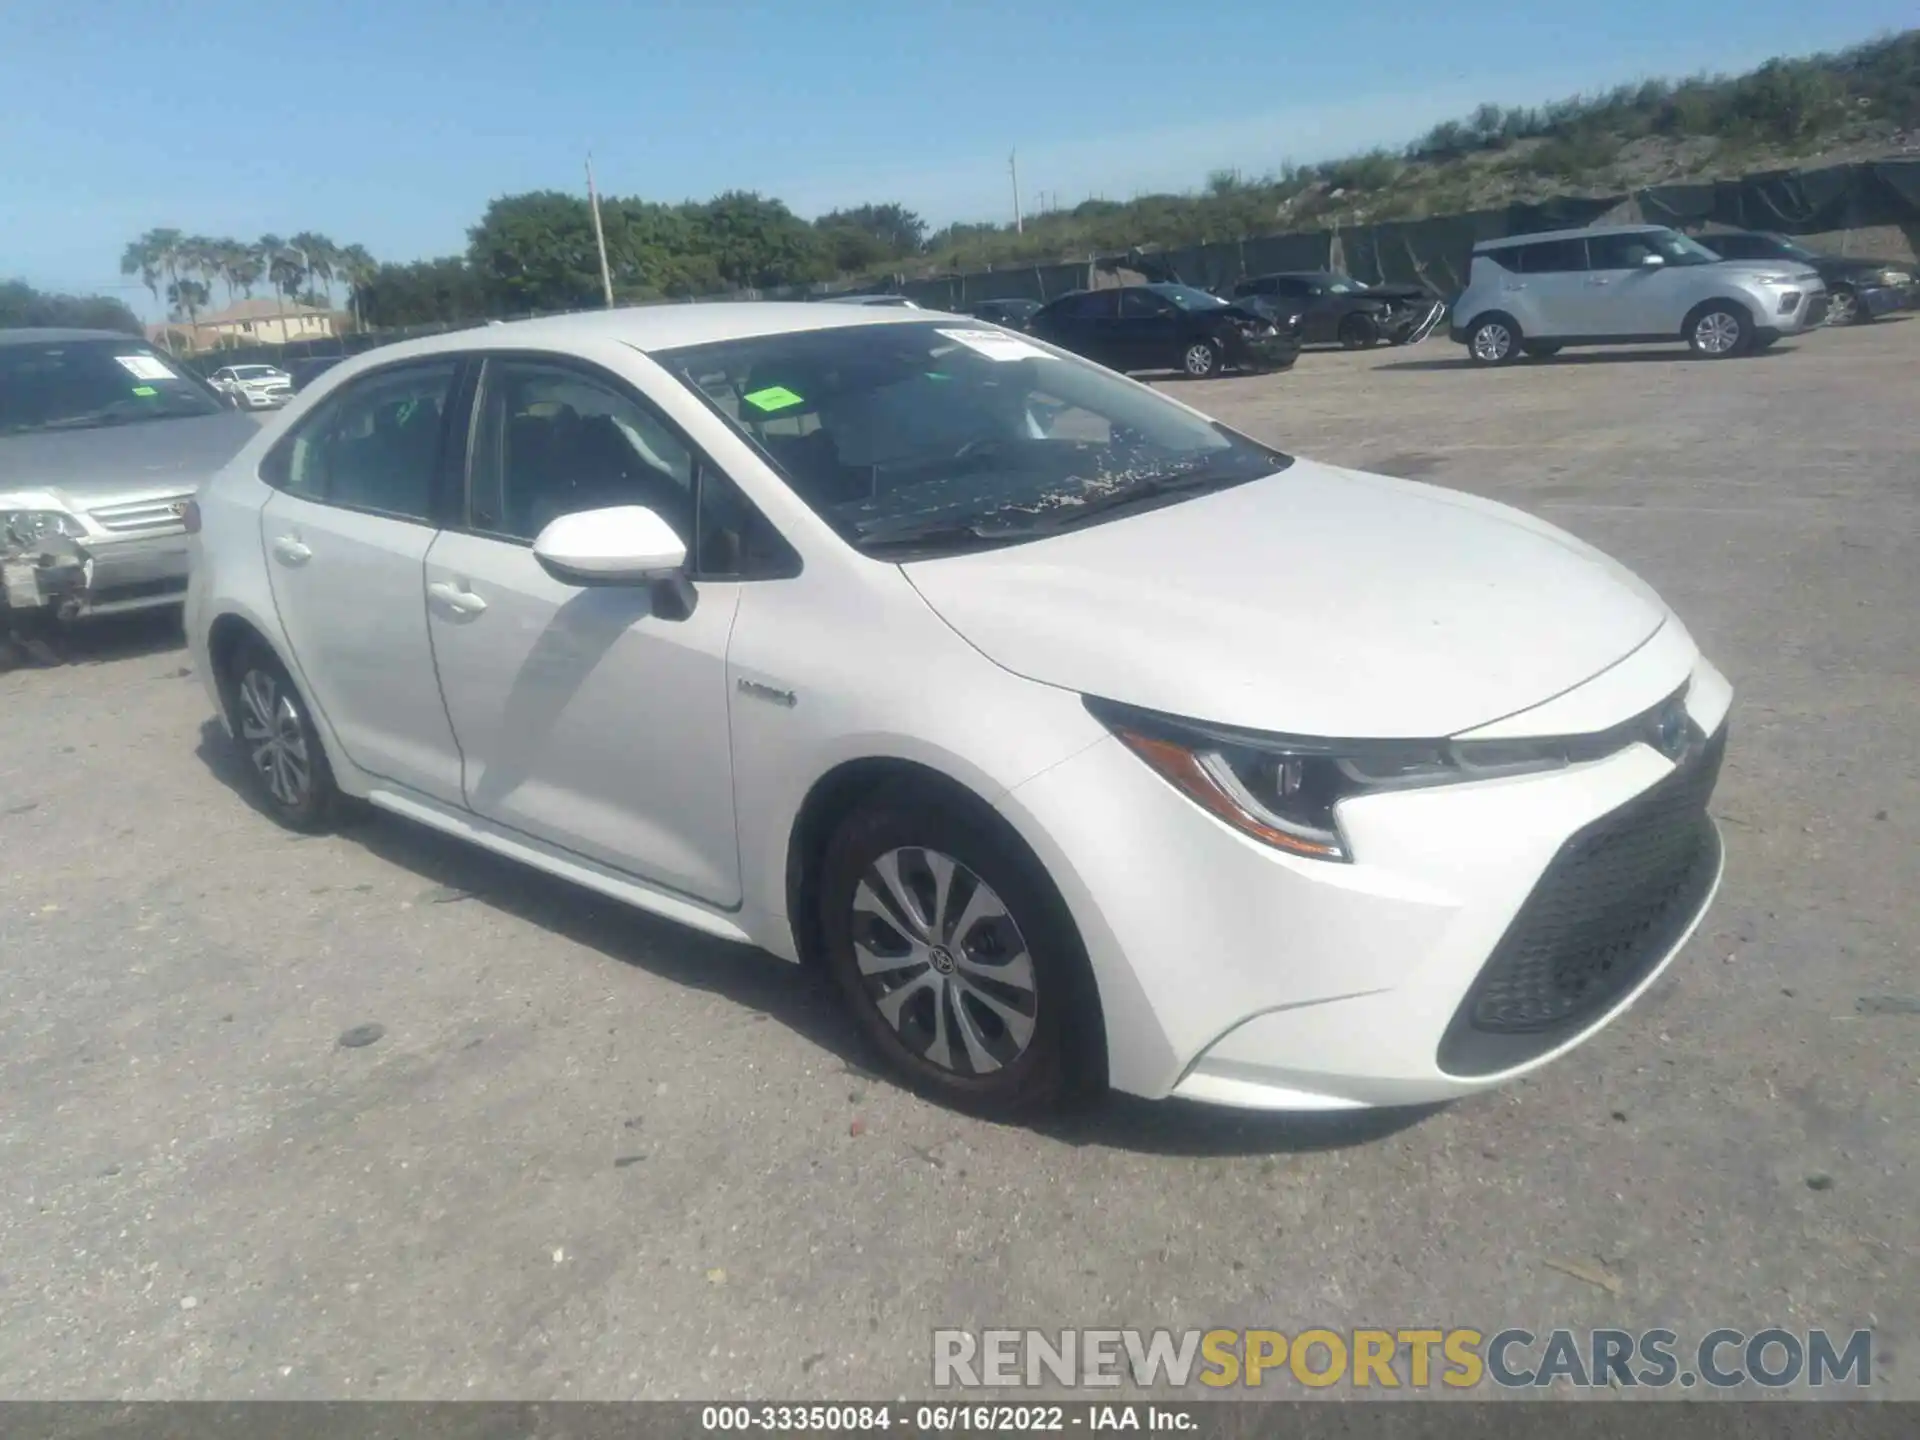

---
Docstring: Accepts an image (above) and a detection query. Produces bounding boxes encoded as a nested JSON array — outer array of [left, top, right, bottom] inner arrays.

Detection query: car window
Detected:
[[662, 320, 1293, 557], [1118, 290, 1173, 318], [1516, 239, 1589, 273], [469, 358, 697, 545], [272, 361, 456, 521], [1051, 291, 1115, 321], [1587, 233, 1662, 269], [1705, 234, 1765, 260]]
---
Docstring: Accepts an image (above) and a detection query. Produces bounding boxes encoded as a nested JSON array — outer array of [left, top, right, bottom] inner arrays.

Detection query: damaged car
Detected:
[[1230, 271, 1448, 349], [2, 328, 259, 659]]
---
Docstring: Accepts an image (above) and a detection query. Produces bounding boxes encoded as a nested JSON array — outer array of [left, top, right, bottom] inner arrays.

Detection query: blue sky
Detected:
[[2, 0, 1911, 317]]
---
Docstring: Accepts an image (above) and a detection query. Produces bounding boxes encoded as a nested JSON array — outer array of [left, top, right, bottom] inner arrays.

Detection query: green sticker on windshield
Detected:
[[131, 385, 158, 396], [743, 384, 804, 413]]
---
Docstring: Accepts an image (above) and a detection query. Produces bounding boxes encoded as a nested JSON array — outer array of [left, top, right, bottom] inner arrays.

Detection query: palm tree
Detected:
[[226, 246, 264, 299], [288, 231, 337, 308], [335, 243, 377, 330], [260, 234, 304, 306], [166, 277, 211, 326], [120, 227, 185, 351]]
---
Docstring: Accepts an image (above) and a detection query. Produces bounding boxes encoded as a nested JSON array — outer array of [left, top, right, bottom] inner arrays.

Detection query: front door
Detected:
[[422, 355, 743, 907], [1582, 232, 1690, 336], [258, 358, 466, 803], [1113, 288, 1180, 371]]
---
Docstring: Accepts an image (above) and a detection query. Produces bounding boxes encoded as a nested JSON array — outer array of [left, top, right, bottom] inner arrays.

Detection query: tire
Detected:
[[1337, 312, 1379, 349], [1686, 302, 1752, 358], [1465, 313, 1522, 365], [1180, 339, 1222, 378], [223, 640, 343, 833], [818, 791, 1095, 1116], [1521, 341, 1562, 359], [1826, 286, 1864, 326]]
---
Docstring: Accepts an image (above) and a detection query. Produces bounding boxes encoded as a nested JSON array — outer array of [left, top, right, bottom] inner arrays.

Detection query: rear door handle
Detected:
[[271, 536, 311, 565], [428, 580, 488, 617]]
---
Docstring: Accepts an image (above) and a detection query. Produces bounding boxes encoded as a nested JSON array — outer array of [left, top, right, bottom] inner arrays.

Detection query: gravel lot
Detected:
[[2, 320, 1915, 1401]]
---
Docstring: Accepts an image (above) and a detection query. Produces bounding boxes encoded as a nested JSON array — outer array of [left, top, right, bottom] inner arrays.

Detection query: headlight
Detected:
[[1881, 269, 1912, 286], [3, 510, 85, 546], [1085, 694, 1687, 862]]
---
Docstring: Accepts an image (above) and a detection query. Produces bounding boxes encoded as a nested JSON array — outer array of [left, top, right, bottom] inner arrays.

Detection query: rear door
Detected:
[[257, 358, 468, 803], [1512, 238, 1590, 337], [1031, 290, 1118, 366]]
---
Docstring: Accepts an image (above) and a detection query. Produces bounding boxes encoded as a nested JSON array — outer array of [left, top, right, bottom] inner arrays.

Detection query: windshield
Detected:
[[1766, 235, 1821, 264], [661, 321, 1292, 555], [1643, 230, 1722, 267], [1155, 285, 1229, 312], [232, 365, 281, 379], [0, 339, 225, 435]]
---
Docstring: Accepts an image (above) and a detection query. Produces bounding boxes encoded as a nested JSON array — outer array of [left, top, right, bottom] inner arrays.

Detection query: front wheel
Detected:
[[1688, 303, 1751, 358], [1181, 339, 1223, 378], [818, 794, 1094, 1116], [1338, 313, 1379, 349], [224, 641, 343, 832], [1826, 286, 1863, 326]]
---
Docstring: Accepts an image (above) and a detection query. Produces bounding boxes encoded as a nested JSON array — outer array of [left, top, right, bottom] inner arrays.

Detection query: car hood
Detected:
[[901, 459, 1670, 739], [1707, 259, 1824, 285], [0, 411, 259, 505]]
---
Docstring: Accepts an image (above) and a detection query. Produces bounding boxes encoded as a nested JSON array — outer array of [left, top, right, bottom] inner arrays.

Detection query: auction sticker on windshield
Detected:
[[114, 355, 177, 382], [937, 328, 1051, 363]]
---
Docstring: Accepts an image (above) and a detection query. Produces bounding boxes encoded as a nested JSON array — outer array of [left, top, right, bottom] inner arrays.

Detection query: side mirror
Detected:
[[532, 505, 687, 587], [1638, 253, 1666, 268]]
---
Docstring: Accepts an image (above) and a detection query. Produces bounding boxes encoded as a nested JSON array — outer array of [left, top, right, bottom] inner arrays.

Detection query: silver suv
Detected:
[[1449, 225, 1828, 363]]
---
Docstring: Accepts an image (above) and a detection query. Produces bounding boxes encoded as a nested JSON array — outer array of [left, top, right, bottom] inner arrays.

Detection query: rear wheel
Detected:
[[224, 641, 342, 832], [818, 793, 1095, 1116], [1466, 314, 1521, 365], [1181, 339, 1222, 378]]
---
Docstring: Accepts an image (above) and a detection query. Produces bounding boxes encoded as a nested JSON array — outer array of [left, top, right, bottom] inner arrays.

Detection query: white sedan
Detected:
[[185, 304, 1730, 1115], [207, 363, 294, 409]]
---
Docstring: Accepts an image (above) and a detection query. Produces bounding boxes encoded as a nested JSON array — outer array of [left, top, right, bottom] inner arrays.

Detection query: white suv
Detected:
[[186, 305, 1731, 1116], [1450, 225, 1827, 363]]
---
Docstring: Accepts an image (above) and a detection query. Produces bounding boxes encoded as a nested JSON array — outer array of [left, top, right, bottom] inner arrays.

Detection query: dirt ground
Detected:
[[1, 319, 1915, 1401]]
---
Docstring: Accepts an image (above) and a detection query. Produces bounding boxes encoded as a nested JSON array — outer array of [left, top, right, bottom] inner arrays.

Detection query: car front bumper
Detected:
[[1853, 282, 1914, 318], [998, 642, 1734, 1110], [1224, 330, 1302, 371], [2, 525, 190, 621]]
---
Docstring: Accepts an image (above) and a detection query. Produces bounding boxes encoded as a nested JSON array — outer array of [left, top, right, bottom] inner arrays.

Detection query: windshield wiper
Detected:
[[854, 518, 1035, 554], [1040, 469, 1247, 531]]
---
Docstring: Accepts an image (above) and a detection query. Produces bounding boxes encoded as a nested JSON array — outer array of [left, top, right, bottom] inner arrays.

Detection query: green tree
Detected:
[[0, 280, 143, 334], [467, 190, 603, 312]]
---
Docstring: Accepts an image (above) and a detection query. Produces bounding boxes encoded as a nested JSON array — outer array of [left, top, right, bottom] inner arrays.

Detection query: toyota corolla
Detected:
[[186, 304, 1730, 1115]]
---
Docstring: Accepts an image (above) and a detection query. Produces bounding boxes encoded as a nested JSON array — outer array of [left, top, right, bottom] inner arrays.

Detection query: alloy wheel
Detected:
[[237, 666, 312, 807], [1183, 343, 1217, 376], [850, 847, 1038, 1077], [1826, 289, 1859, 325], [1471, 323, 1512, 362], [1694, 311, 1742, 355]]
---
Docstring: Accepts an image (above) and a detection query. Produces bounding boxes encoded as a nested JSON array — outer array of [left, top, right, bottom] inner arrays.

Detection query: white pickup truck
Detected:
[[206, 363, 294, 409]]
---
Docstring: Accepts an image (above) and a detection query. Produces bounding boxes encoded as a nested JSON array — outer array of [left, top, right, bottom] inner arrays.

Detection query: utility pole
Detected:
[[1010, 150, 1022, 233], [586, 152, 615, 308]]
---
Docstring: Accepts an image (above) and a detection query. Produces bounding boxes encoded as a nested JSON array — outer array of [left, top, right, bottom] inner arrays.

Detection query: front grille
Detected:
[[87, 495, 194, 534], [1437, 726, 1727, 1078]]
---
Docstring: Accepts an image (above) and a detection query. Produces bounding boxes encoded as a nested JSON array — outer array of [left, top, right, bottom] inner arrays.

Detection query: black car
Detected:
[[285, 354, 348, 392], [965, 298, 1043, 329], [1230, 271, 1447, 349], [1693, 231, 1915, 325], [1027, 283, 1300, 378]]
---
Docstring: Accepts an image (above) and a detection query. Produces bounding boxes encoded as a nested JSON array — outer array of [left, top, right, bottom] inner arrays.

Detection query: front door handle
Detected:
[[1586, 277, 1611, 286], [271, 536, 311, 565], [428, 580, 488, 617]]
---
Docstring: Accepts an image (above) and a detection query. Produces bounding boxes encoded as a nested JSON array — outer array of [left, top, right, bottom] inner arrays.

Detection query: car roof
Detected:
[[0, 327, 151, 348], [329, 303, 946, 371], [1472, 224, 1672, 253]]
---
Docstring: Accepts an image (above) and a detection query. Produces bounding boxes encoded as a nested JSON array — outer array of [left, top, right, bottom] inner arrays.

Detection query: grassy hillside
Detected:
[[916, 30, 1920, 273]]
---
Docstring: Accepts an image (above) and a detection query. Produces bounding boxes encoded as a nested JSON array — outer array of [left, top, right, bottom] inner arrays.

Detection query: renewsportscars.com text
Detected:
[[932, 1327, 1874, 1391]]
